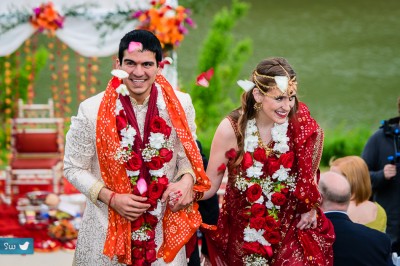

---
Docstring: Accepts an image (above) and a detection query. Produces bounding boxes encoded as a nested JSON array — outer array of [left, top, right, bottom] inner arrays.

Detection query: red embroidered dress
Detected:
[[206, 103, 335, 266]]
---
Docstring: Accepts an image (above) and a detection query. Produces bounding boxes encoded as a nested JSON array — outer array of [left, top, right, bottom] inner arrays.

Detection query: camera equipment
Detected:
[[381, 117, 400, 164], [388, 153, 400, 165]]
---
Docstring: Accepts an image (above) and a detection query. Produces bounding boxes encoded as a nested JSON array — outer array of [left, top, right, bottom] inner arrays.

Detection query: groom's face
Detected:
[[118, 49, 160, 105]]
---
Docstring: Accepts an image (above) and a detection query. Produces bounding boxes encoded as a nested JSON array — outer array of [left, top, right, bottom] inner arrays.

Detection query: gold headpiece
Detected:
[[253, 69, 297, 97]]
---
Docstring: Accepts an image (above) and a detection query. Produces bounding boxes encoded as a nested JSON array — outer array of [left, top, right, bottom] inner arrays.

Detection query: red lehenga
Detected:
[[205, 103, 335, 266]]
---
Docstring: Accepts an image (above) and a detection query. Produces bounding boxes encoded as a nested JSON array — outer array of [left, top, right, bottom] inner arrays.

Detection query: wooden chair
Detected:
[[5, 100, 64, 197], [18, 98, 54, 118]]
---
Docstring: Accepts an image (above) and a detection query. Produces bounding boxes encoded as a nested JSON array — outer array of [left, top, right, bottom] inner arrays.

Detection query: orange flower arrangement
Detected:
[[48, 219, 78, 242], [30, 2, 64, 33], [133, 0, 195, 49]]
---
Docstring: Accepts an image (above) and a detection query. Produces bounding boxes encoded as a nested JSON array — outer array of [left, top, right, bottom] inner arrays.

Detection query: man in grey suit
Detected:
[[319, 171, 393, 266]]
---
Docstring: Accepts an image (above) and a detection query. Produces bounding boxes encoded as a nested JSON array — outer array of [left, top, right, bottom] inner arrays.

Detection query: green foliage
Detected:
[[186, 0, 253, 156], [179, 0, 211, 13], [321, 125, 373, 167], [0, 130, 8, 169], [0, 46, 48, 167], [0, 46, 48, 117]]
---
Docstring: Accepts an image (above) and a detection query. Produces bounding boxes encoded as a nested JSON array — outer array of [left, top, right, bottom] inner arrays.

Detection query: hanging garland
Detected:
[[88, 57, 99, 96], [0, 2, 93, 35], [63, 53, 72, 119]]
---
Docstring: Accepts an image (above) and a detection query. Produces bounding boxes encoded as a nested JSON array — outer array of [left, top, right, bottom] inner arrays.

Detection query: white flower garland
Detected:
[[244, 254, 269, 266], [110, 70, 172, 265], [131, 227, 151, 241], [235, 118, 297, 265], [111, 70, 172, 186]]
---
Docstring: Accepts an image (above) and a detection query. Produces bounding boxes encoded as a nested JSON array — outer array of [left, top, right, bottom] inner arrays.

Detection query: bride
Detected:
[[199, 57, 335, 265]]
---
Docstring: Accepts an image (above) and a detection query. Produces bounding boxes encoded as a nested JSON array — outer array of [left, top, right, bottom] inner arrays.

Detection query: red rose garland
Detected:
[[233, 118, 297, 265], [112, 70, 173, 265]]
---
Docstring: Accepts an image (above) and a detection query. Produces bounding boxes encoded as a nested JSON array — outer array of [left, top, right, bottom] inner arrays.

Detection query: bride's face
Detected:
[[255, 88, 297, 125]]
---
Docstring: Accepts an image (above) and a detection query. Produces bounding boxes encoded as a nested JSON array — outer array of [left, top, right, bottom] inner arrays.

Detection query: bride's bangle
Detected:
[[193, 191, 204, 201]]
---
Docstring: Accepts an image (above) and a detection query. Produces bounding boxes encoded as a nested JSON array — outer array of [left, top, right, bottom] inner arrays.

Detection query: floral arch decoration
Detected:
[[0, 0, 196, 166]]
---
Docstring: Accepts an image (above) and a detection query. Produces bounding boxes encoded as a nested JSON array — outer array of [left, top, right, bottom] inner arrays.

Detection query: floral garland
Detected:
[[0, 3, 92, 35], [112, 69, 173, 265], [133, 0, 196, 50], [234, 119, 297, 265]]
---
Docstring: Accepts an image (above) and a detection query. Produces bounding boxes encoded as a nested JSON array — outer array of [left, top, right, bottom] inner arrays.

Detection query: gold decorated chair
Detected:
[[5, 99, 64, 197]]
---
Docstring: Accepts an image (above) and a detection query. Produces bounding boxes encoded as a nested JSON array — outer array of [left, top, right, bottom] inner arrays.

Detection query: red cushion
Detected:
[[15, 133, 59, 153], [11, 158, 60, 169]]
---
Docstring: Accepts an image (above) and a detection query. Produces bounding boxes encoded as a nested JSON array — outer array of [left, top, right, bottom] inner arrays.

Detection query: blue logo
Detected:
[[0, 238, 34, 254]]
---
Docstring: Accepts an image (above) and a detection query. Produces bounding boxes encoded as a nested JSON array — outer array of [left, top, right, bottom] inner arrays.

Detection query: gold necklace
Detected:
[[254, 129, 273, 157]]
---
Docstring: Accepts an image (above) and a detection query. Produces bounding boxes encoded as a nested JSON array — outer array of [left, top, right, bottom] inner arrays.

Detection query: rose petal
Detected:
[[204, 68, 214, 80], [163, 57, 173, 64], [217, 163, 226, 173], [159, 57, 173, 69], [128, 41, 143, 53], [116, 84, 129, 96], [137, 178, 148, 195], [196, 68, 214, 87], [237, 80, 255, 92], [196, 75, 209, 87], [111, 69, 129, 79]]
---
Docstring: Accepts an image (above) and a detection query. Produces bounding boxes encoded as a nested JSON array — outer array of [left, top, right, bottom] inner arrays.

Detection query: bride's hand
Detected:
[[161, 174, 194, 212], [296, 208, 317, 230]]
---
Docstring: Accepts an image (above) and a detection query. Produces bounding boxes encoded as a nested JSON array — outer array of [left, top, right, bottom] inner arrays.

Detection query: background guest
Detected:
[[330, 155, 387, 232], [362, 96, 400, 252], [319, 171, 393, 266]]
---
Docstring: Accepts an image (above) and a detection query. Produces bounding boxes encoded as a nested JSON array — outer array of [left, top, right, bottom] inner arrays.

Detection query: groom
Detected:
[[64, 29, 210, 265]]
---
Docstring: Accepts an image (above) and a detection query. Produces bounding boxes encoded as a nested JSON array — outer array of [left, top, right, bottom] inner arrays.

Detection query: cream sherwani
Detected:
[[64, 84, 196, 265]]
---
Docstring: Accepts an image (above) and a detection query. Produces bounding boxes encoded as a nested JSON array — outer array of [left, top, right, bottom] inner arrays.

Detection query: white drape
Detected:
[[0, 0, 150, 57], [0, 0, 179, 87]]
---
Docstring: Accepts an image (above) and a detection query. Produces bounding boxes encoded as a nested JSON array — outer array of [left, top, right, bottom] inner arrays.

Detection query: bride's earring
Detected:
[[254, 102, 262, 112]]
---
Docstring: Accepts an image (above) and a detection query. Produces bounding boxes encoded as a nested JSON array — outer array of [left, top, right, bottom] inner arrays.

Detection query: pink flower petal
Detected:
[[185, 17, 195, 28], [196, 75, 209, 87], [137, 178, 148, 195], [179, 25, 188, 35], [128, 41, 143, 53], [33, 7, 41, 16], [132, 11, 143, 18], [196, 67, 214, 87]]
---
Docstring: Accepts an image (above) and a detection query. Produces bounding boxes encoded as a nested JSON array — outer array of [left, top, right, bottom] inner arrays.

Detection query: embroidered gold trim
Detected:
[[253, 71, 297, 97], [89, 180, 105, 206]]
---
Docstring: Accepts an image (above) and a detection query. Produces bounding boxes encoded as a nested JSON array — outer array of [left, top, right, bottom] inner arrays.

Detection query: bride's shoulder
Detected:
[[216, 118, 237, 139]]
